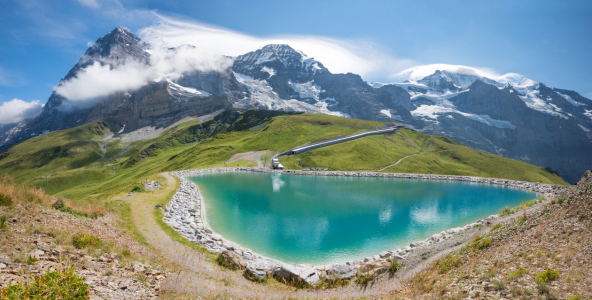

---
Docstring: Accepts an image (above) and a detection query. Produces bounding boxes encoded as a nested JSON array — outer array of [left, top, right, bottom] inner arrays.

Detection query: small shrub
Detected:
[[0, 216, 7, 229], [52, 199, 90, 218], [558, 198, 564, 205], [105, 270, 113, 276], [0, 192, 12, 206], [318, 276, 350, 289], [72, 234, 102, 249], [26, 256, 39, 265], [536, 269, 559, 282], [473, 237, 493, 250], [386, 257, 404, 274], [499, 206, 513, 217], [216, 254, 237, 271], [0, 268, 89, 299], [491, 224, 503, 231], [517, 199, 537, 210], [518, 216, 526, 224], [121, 249, 131, 258], [508, 268, 527, 280], [131, 185, 145, 193], [436, 254, 462, 274], [550, 199, 556, 205], [354, 273, 372, 285]]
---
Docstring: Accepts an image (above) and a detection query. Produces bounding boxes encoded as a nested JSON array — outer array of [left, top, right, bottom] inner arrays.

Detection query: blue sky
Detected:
[[0, 0, 591, 122]]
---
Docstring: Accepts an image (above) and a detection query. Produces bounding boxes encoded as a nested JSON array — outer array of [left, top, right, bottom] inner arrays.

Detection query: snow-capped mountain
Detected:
[[0, 28, 230, 148], [1, 28, 591, 183], [373, 66, 592, 183]]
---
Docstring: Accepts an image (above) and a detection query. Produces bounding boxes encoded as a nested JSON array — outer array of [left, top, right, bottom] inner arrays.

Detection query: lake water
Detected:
[[188, 172, 538, 265]]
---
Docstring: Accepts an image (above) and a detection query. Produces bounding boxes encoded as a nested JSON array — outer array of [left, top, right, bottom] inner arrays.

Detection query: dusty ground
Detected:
[[103, 109, 225, 143], [0, 181, 169, 299], [227, 150, 269, 167], [395, 171, 592, 299]]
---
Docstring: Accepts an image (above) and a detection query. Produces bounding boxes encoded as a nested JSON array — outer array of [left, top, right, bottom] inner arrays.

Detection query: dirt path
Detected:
[[129, 173, 296, 298], [227, 150, 269, 167], [376, 149, 451, 171]]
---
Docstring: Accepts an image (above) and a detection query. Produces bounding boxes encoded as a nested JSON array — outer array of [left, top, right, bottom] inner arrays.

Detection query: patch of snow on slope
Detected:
[[290, 81, 323, 100], [579, 124, 591, 133], [380, 109, 391, 118], [254, 50, 277, 66], [118, 124, 126, 134], [261, 66, 276, 78], [584, 109, 592, 120], [410, 89, 469, 101], [233, 72, 350, 118], [168, 80, 211, 98], [303, 59, 323, 73], [512, 79, 569, 119], [555, 91, 585, 107], [412, 105, 516, 129]]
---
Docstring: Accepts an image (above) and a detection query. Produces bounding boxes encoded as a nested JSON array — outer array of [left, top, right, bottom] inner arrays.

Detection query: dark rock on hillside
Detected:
[[176, 68, 249, 104]]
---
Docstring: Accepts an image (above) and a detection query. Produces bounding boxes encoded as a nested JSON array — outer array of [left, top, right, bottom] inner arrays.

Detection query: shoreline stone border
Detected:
[[166, 167, 566, 285]]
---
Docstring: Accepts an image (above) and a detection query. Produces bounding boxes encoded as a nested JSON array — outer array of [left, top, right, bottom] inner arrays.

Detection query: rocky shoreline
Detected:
[[166, 167, 567, 285]]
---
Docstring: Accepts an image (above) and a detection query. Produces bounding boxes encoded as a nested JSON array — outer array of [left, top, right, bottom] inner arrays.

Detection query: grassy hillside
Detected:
[[278, 128, 565, 184], [0, 109, 568, 203]]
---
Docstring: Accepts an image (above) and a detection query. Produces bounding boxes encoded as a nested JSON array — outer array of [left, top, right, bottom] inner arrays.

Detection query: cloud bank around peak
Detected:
[[140, 13, 414, 80], [392, 64, 526, 85], [0, 99, 44, 124], [54, 13, 415, 103], [54, 43, 233, 102]]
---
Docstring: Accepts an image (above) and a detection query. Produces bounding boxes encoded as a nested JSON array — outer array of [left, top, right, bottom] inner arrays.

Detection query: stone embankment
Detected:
[[167, 167, 566, 285]]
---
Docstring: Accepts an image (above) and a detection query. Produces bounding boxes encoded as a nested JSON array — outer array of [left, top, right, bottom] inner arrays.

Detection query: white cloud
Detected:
[[76, 0, 100, 9], [392, 64, 525, 85], [0, 99, 44, 124], [54, 45, 233, 102], [139, 13, 414, 81]]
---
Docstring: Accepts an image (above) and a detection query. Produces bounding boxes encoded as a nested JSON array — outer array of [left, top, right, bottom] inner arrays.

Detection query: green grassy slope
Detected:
[[0, 109, 568, 204], [278, 128, 565, 184]]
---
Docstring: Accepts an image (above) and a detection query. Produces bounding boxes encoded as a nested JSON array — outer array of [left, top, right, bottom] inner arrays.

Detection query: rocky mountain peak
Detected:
[[417, 70, 502, 92], [64, 27, 150, 81], [232, 44, 327, 79], [417, 70, 460, 92]]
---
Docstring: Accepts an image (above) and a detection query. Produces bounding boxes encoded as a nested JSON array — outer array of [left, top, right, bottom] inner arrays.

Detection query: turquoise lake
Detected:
[[188, 172, 538, 265]]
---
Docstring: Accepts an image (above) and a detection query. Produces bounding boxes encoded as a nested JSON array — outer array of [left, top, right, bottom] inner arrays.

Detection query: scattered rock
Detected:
[[325, 264, 356, 279], [219, 250, 247, 269], [246, 259, 278, 280]]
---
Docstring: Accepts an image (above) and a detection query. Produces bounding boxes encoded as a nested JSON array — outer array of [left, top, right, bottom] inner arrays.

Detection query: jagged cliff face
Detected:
[[1, 28, 591, 183]]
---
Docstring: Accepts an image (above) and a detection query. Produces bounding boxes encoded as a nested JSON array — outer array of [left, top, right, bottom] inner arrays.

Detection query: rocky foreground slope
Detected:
[[396, 170, 592, 299], [0, 178, 169, 299]]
